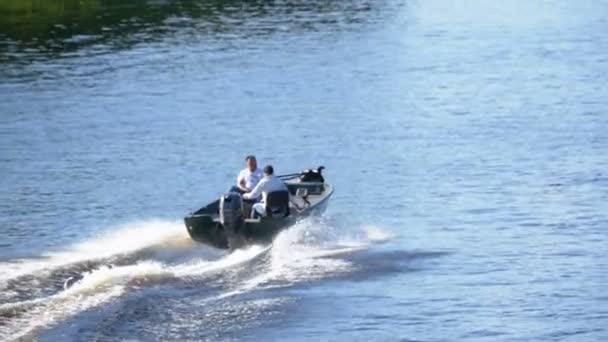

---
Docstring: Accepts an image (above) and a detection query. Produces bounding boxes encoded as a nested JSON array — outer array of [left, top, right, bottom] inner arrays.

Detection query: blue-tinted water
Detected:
[[1, 0, 607, 340]]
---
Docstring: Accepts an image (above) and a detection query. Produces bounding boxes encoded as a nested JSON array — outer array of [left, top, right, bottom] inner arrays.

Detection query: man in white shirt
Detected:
[[232, 155, 264, 194], [243, 165, 289, 218]]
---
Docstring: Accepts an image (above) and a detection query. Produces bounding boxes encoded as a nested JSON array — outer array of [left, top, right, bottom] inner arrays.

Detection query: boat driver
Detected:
[[243, 165, 288, 218], [231, 155, 263, 195]]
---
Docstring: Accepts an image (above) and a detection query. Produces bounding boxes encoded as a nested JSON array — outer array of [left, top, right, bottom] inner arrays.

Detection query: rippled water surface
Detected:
[[1, 0, 607, 340]]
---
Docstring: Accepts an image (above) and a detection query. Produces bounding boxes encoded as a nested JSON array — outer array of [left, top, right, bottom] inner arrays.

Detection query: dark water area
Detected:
[[1, 0, 608, 340]]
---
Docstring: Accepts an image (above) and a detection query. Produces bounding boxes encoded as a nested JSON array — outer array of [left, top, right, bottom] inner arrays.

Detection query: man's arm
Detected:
[[237, 171, 249, 192], [243, 179, 265, 199]]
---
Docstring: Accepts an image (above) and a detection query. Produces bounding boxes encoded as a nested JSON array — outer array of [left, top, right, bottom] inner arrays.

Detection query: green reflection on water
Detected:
[[0, 0, 192, 61], [0, 0, 375, 64], [0, 0, 101, 12], [0, 0, 102, 39]]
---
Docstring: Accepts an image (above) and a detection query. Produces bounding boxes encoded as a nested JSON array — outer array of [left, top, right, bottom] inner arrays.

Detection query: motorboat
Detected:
[[184, 167, 333, 249]]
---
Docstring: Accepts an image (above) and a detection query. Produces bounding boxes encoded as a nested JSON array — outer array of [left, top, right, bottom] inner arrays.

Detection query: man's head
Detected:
[[263, 165, 274, 176], [245, 155, 257, 171]]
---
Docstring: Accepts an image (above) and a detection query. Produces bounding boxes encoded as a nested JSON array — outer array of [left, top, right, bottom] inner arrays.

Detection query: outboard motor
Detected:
[[299, 166, 325, 183], [219, 192, 244, 229], [219, 192, 245, 249]]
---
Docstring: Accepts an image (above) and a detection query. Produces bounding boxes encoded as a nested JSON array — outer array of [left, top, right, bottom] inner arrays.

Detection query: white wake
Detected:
[[0, 218, 393, 341]]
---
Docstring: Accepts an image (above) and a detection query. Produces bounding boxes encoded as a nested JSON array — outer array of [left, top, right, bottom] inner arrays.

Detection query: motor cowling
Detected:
[[219, 192, 246, 250]]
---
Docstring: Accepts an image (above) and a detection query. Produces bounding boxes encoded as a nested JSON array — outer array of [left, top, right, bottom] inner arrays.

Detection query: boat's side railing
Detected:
[[189, 214, 212, 218], [286, 182, 325, 196]]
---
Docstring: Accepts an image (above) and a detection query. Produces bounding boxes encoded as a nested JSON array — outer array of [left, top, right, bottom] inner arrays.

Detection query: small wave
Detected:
[[1, 285, 124, 341], [360, 225, 395, 242]]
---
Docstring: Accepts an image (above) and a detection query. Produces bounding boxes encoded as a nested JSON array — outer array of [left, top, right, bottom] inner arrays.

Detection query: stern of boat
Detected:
[[184, 214, 229, 249]]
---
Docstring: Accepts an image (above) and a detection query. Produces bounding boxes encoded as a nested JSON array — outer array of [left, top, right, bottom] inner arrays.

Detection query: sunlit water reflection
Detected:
[[1, 0, 607, 340]]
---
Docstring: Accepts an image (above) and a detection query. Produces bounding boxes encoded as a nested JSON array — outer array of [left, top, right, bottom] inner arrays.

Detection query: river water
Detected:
[[1, 0, 607, 341]]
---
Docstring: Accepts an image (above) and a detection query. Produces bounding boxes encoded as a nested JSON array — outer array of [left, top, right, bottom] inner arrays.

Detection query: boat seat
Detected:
[[265, 190, 290, 217]]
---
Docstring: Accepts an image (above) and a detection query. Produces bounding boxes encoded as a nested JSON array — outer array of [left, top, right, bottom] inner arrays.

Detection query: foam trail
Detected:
[[53, 244, 268, 297], [0, 219, 186, 284], [173, 244, 270, 277], [217, 220, 392, 299], [64, 261, 171, 295], [0, 218, 394, 340], [0, 245, 270, 340], [333, 225, 396, 247]]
